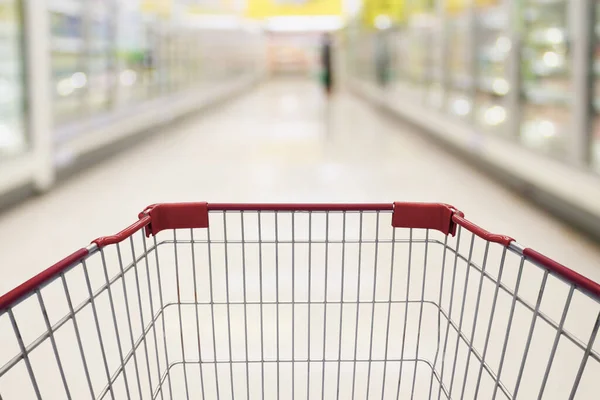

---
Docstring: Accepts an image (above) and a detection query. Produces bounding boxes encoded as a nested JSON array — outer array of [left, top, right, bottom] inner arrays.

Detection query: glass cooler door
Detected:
[[519, 0, 571, 158], [0, 0, 26, 159], [446, 3, 474, 120], [474, 1, 511, 135], [592, 0, 600, 172], [50, 0, 86, 125]]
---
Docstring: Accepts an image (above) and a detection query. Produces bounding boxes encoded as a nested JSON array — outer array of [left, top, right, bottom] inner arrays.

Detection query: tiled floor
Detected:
[[1, 79, 599, 399]]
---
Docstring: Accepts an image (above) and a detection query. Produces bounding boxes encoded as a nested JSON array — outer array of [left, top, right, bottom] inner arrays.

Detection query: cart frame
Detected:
[[1, 203, 599, 400]]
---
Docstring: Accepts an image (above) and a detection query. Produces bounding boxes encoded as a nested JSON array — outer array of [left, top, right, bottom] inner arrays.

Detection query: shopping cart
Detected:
[[0, 203, 599, 400]]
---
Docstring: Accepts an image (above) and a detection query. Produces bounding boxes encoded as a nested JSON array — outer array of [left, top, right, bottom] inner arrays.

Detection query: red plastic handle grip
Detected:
[[392, 202, 462, 235], [452, 215, 514, 246], [142, 202, 209, 237], [93, 215, 152, 248]]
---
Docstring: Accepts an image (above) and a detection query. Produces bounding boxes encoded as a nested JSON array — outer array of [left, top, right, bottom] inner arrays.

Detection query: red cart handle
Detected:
[[1, 202, 599, 313]]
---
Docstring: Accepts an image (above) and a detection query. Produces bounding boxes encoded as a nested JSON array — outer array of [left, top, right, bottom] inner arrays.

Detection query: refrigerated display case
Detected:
[[86, 0, 112, 113], [519, 0, 571, 157], [0, 0, 26, 159], [416, 10, 443, 108], [47, 0, 264, 132], [474, 2, 511, 135], [388, 27, 405, 86], [446, 7, 474, 120], [115, 1, 153, 105], [593, 0, 600, 173], [405, 12, 438, 101], [169, 32, 187, 90], [356, 33, 376, 82], [50, 0, 86, 125]]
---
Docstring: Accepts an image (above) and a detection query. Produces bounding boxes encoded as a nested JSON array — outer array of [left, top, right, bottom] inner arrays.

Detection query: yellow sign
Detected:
[[141, 0, 172, 18], [475, 0, 500, 7], [445, 0, 499, 14], [245, 0, 343, 19], [410, 0, 435, 14], [361, 0, 407, 28], [445, 0, 468, 13]]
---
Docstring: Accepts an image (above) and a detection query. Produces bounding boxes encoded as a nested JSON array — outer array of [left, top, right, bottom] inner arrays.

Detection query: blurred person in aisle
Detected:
[[320, 33, 334, 96], [375, 31, 390, 88]]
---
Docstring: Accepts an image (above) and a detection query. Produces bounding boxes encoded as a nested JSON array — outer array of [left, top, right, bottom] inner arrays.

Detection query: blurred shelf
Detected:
[[350, 77, 600, 243], [478, 51, 508, 64], [0, 22, 19, 36], [529, 60, 568, 76], [450, 73, 473, 90], [51, 36, 84, 53], [0, 92, 23, 106], [477, 9, 508, 31], [523, 84, 570, 106], [48, 0, 83, 16], [477, 76, 509, 95], [0, 61, 21, 74], [527, 28, 567, 46], [88, 40, 112, 49]]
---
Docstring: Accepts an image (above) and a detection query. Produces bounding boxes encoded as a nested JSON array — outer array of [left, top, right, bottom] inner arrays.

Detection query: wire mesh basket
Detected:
[[1, 203, 599, 400]]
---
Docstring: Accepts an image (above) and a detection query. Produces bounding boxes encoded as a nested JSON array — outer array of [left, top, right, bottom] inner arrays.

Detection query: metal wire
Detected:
[[115, 243, 144, 399], [380, 223, 395, 400], [458, 241, 490, 400], [36, 290, 71, 399], [258, 211, 266, 400], [173, 230, 191, 399], [365, 211, 381, 398], [349, 211, 363, 400], [222, 213, 236, 400], [60, 272, 96, 399], [321, 211, 330, 400], [8, 308, 42, 399], [129, 236, 156, 399], [335, 212, 347, 400], [189, 228, 207, 400], [307, 211, 313, 400], [275, 211, 281, 400], [152, 235, 174, 400], [241, 213, 251, 400], [206, 219, 221, 400], [512, 270, 548, 398], [397, 226, 413, 398], [82, 258, 115, 400], [473, 247, 508, 399], [141, 233, 165, 400]]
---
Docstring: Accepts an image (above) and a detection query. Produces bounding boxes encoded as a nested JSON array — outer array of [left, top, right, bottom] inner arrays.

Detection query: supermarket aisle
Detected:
[[1, 78, 599, 294]]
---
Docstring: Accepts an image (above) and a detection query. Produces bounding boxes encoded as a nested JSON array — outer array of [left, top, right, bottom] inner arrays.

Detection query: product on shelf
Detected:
[[50, 1, 86, 125], [446, 9, 473, 119], [474, 3, 510, 134], [519, 0, 571, 158]]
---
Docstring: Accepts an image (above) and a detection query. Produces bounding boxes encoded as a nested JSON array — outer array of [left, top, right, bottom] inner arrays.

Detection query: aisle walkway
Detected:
[[1, 79, 599, 294]]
